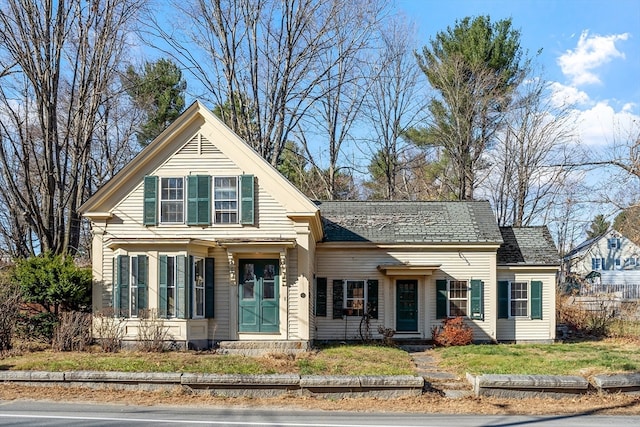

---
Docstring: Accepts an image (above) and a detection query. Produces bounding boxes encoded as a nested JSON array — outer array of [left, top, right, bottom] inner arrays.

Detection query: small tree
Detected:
[[13, 252, 92, 316], [586, 214, 610, 239]]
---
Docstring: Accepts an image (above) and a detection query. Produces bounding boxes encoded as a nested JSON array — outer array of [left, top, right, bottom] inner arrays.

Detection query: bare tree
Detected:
[[362, 16, 426, 200], [149, 0, 385, 168], [0, 0, 145, 256], [486, 75, 578, 226]]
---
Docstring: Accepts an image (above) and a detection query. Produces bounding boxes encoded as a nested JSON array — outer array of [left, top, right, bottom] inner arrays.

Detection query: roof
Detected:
[[497, 226, 559, 265], [316, 200, 503, 244]]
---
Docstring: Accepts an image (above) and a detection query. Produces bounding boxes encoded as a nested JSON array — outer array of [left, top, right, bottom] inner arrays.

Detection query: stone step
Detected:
[[217, 340, 310, 356]]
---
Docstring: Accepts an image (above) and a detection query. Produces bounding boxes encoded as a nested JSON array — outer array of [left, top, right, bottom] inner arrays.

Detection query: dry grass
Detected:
[[0, 384, 639, 415]]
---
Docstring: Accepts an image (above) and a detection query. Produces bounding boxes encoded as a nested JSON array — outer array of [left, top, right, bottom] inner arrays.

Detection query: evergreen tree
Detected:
[[586, 214, 610, 239]]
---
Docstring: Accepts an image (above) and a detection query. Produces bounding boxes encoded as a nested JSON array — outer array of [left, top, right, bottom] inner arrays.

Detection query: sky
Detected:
[[397, 0, 640, 148]]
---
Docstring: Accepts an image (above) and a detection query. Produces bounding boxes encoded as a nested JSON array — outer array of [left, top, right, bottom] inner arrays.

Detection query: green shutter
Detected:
[[176, 255, 187, 319], [436, 279, 447, 319], [137, 255, 148, 312], [118, 255, 130, 317], [240, 174, 255, 225], [187, 175, 211, 225], [498, 281, 509, 319], [367, 279, 379, 319], [112, 257, 119, 314], [470, 279, 483, 320], [332, 280, 344, 319], [531, 280, 543, 320], [205, 257, 215, 318], [143, 176, 158, 226], [158, 255, 168, 318], [315, 278, 327, 317]]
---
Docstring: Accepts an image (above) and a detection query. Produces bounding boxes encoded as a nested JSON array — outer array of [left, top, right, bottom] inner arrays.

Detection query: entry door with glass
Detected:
[[396, 279, 418, 332], [238, 260, 279, 333]]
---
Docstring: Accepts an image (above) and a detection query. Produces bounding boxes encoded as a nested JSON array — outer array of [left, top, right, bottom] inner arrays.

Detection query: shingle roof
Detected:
[[497, 226, 559, 265], [316, 200, 503, 244]]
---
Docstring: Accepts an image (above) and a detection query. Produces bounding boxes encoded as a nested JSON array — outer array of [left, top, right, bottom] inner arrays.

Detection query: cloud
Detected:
[[549, 82, 590, 107], [557, 31, 629, 86], [572, 101, 639, 146]]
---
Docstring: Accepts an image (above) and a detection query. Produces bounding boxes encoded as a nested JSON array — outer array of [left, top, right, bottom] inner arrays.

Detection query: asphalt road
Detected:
[[0, 401, 639, 427]]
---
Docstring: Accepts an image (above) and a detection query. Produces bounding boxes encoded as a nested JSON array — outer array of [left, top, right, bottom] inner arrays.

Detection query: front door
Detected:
[[238, 260, 279, 333], [396, 280, 418, 332]]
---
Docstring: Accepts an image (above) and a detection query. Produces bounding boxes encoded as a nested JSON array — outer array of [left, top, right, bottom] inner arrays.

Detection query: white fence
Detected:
[[578, 283, 640, 300]]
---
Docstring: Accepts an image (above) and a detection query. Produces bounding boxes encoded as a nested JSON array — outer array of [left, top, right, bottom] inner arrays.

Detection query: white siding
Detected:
[[315, 247, 497, 341], [496, 269, 556, 342]]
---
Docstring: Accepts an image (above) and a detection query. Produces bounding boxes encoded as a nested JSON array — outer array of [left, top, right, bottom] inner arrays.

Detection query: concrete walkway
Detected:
[[400, 345, 473, 399]]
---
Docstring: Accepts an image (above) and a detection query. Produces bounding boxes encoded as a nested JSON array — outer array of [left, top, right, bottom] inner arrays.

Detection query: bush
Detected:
[[13, 252, 92, 315], [0, 277, 21, 351], [52, 311, 92, 351], [136, 309, 170, 352], [557, 293, 616, 337], [431, 317, 473, 347], [16, 311, 58, 342], [94, 308, 125, 352]]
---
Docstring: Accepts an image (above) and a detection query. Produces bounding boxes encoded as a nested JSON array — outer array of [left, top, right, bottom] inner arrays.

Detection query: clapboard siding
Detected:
[[315, 247, 496, 341], [287, 247, 299, 339], [496, 269, 556, 341]]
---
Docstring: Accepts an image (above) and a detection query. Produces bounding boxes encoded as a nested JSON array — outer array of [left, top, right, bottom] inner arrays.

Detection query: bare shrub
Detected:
[[0, 279, 21, 351], [558, 293, 617, 337], [377, 325, 396, 346], [52, 311, 92, 351], [136, 309, 170, 352], [94, 308, 125, 352], [431, 317, 473, 347]]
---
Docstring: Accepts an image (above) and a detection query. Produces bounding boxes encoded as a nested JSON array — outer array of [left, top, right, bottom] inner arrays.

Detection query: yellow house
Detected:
[[79, 101, 559, 349]]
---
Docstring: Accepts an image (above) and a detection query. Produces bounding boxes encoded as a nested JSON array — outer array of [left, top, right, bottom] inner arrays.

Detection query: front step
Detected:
[[217, 340, 310, 356]]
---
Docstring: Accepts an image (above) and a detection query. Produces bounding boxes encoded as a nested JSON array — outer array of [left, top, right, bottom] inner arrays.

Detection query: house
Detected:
[[79, 101, 560, 349], [564, 229, 640, 281]]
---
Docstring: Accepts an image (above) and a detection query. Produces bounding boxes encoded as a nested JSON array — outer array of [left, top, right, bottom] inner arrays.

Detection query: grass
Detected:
[[2, 339, 638, 377], [434, 338, 640, 376], [0, 344, 415, 376]]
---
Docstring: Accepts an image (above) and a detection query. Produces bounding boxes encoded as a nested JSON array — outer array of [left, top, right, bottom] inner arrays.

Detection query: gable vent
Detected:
[[178, 133, 221, 155]]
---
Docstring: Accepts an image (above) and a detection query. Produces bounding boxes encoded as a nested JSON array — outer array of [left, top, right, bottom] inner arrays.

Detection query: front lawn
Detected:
[[0, 344, 415, 376], [434, 338, 640, 376]]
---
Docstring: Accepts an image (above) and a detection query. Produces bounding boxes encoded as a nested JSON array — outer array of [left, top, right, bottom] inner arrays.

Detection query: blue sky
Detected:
[[397, 0, 640, 147]]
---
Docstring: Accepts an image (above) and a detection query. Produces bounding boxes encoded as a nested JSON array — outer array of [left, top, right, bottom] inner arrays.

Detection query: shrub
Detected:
[[377, 325, 396, 346], [13, 252, 91, 315], [136, 309, 170, 352], [94, 308, 125, 352], [431, 317, 473, 347], [52, 311, 92, 351], [557, 293, 616, 337], [16, 311, 58, 342], [0, 277, 21, 351]]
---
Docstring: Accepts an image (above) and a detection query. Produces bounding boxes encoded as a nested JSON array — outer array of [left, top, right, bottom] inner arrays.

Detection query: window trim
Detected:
[[193, 257, 205, 319], [344, 279, 367, 317], [160, 177, 185, 224], [447, 280, 468, 317], [213, 176, 239, 224], [508, 281, 529, 318]]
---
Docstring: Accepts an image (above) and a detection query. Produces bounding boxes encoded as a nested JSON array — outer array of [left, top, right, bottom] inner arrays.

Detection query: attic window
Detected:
[[160, 178, 184, 223], [608, 238, 621, 249], [214, 177, 238, 224]]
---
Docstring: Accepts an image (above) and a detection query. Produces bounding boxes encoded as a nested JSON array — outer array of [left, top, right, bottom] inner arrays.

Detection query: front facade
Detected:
[[80, 101, 559, 348], [565, 229, 640, 278]]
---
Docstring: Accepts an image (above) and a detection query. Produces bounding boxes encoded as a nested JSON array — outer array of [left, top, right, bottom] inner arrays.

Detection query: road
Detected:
[[0, 401, 638, 427]]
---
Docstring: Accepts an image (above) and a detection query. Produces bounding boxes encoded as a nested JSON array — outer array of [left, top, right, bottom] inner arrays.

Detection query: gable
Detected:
[[80, 101, 320, 229]]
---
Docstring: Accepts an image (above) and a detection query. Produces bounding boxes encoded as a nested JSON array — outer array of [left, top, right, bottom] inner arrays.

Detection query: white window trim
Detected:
[[192, 257, 205, 319], [342, 279, 368, 316], [159, 177, 185, 224], [213, 176, 239, 224], [447, 280, 469, 317], [165, 255, 178, 318], [508, 281, 529, 319]]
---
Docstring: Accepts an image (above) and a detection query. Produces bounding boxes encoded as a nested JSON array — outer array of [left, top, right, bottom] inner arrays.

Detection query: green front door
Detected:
[[238, 260, 279, 333], [396, 280, 418, 332]]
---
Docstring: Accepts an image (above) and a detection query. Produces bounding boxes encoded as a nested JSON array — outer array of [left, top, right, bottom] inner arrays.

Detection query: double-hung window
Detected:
[[608, 238, 621, 249], [331, 279, 379, 319], [591, 257, 606, 270], [214, 177, 238, 223], [345, 280, 366, 316], [113, 255, 148, 318], [509, 282, 528, 317], [436, 279, 483, 320], [193, 257, 205, 318], [448, 280, 468, 316], [160, 178, 184, 223]]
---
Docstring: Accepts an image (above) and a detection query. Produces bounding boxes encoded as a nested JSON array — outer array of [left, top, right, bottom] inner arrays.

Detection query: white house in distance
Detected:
[[564, 229, 640, 284], [79, 101, 560, 350]]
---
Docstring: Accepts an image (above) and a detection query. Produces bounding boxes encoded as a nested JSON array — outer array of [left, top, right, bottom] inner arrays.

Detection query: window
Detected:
[[214, 177, 238, 223], [448, 280, 468, 317], [627, 257, 638, 267], [498, 280, 542, 320], [608, 238, 621, 249], [436, 279, 483, 320], [114, 255, 148, 318], [510, 282, 528, 317], [332, 279, 378, 319], [591, 257, 606, 270], [160, 178, 184, 223], [193, 258, 205, 318], [615, 258, 622, 269], [165, 256, 177, 317]]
